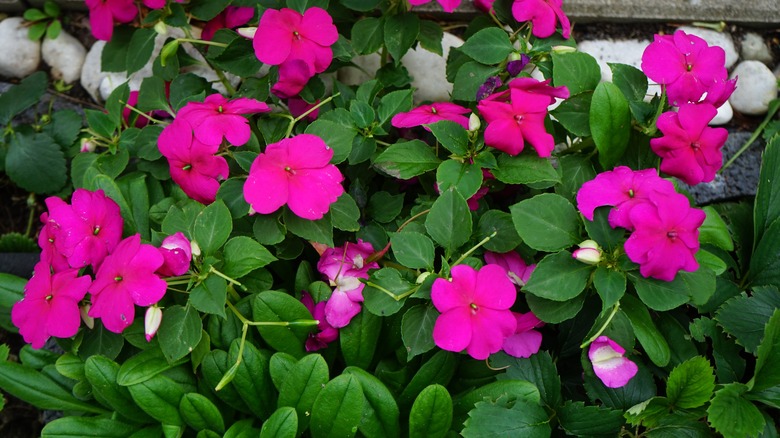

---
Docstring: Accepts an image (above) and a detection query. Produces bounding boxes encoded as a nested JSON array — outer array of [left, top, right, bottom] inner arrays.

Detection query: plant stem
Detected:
[[720, 99, 780, 172], [120, 101, 166, 125], [451, 231, 497, 267], [580, 302, 621, 349], [176, 38, 228, 48], [284, 93, 341, 138], [209, 266, 247, 291]]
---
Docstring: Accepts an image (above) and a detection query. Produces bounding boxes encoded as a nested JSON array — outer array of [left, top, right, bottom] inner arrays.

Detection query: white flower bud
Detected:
[[468, 113, 481, 132], [80, 303, 94, 329], [80, 138, 95, 153], [145, 306, 163, 342], [190, 240, 201, 257], [153, 21, 168, 35], [236, 27, 257, 39], [573, 239, 602, 265]]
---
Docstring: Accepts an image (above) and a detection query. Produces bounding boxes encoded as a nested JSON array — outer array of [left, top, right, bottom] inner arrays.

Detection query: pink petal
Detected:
[[473, 264, 516, 309], [433, 306, 472, 353], [244, 157, 290, 215], [287, 167, 344, 220], [254, 10, 293, 65], [467, 307, 516, 359], [324, 291, 361, 328], [300, 7, 339, 46], [503, 330, 542, 358]]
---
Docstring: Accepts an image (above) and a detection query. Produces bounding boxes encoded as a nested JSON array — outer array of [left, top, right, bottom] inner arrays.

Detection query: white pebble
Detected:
[[740, 32, 773, 65], [729, 61, 778, 116], [42, 30, 87, 84], [0, 17, 41, 78], [80, 40, 107, 102], [709, 101, 733, 126], [401, 32, 464, 104], [677, 26, 738, 69]]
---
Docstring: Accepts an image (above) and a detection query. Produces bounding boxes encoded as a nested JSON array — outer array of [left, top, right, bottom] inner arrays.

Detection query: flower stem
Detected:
[[285, 93, 341, 138], [209, 266, 247, 291], [580, 302, 621, 349], [176, 38, 229, 48], [367, 208, 431, 264], [364, 281, 418, 302], [451, 231, 497, 268], [721, 99, 780, 172], [120, 100, 167, 124]]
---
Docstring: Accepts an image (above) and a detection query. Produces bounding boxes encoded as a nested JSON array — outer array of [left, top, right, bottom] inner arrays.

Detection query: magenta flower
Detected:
[[650, 103, 728, 185], [391, 102, 471, 130], [122, 91, 150, 128], [474, 0, 495, 13], [589, 336, 638, 388], [202, 6, 255, 41], [89, 234, 168, 333], [244, 134, 345, 220], [484, 250, 535, 287], [502, 311, 544, 358], [158, 119, 229, 204], [432, 264, 517, 360], [253, 7, 338, 75], [85, 0, 137, 41], [176, 94, 270, 147], [301, 292, 339, 351], [576, 166, 677, 231], [156, 232, 192, 277], [509, 77, 570, 104], [11, 263, 91, 349], [700, 78, 737, 108], [317, 240, 378, 328], [478, 85, 555, 157], [37, 212, 70, 273], [512, 0, 571, 39], [408, 0, 462, 13], [271, 59, 314, 99], [45, 189, 123, 270], [288, 97, 320, 121], [641, 30, 728, 105], [624, 192, 705, 281], [142, 0, 165, 9]]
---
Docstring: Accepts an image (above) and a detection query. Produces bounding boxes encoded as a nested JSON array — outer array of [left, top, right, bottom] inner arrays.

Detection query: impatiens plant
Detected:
[[0, 0, 778, 437]]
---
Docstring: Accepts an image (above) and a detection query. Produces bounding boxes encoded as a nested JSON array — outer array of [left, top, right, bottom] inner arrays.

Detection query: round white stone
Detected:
[[401, 32, 464, 104], [677, 26, 738, 69], [81, 40, 107, 102], [42, 30, 87, 84], [709, 101, 733, 126], [0, 17, 41, 78], [740, 32, 773, 64], [729, 61, 778, 116], [337, 53, 381, 86]]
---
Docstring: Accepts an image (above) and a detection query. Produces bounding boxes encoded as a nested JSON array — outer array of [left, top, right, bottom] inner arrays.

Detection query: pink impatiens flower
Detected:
[[317, 240, 379, 328], [589, 336, 638, 388], [252, 7, 339, 75], [408, 0, 462, 13], [432, 264, 517, 360], [624, 192, 705, 281], [89, 234, 168, 333], [641, 30, 728, 106], [650, 103, 728, 185], [156, 232, 193, 277], [85, 0, 137, 41], [512, 0, 571, 39], [176, 94, 269, 147], [301, 292, 339, 351], [11, 263, 91, 349], [271, 60, 314, 99], [502, 311, 544, 358], [391, 102, 471, 130], [158, 119, 229, 204], [244, 134, 345, 220], [484, 250, 536, 287], [37, 212, 70, 273], [202, 6, 255, 41]]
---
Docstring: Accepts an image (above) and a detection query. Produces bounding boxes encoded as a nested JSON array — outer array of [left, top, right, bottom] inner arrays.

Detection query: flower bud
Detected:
[[144, 306, 163, 342], [572, 239, 602, 265], [468, 113, 481, 132], [552, 45, 577, 54], [153, 21, 168, 35], [236, 26, 257, 39], [80, 138, 96, 153], [190, 240, 201, 257], [80, 303, 94, 329], [416, 271, 431, 284], [157, 232, 192, 277]]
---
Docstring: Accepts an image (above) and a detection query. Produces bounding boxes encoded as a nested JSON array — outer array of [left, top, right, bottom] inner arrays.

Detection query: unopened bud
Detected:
[[80, 303, 94, 329], [80, 138, 95, 153], [160, 40, 179, 67], [572, 240, 602, 265], [416, 272, 431, 284], [153, 21, 167, 35], [144, 306, 163, 342], [190, 240, 201, 257], [551, 45, 577, 54], [468, 113, 481, 132], [236, 26, 257, 39], [508, 52, 524, 62]]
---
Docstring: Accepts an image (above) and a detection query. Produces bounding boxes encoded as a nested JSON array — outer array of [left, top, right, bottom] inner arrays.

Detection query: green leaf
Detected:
[[193, 200, 232, 256], [351, 17, 384, 55], [557, 401, 625, 437], [373, 140, 441, 179], [429, 120, 469, 155], [363, 268, 414, 317], [101, 26, 133, 71], [492, 153, 560, 187], [157, 304, 203, 363], [594, 267, 626, 310], [666, 356, 715, 409], [78, 323, 124, 360], [126, 28, 157, 76], [708, 383, 765, 438], [367, 191, 404, 223], [278, 354, 329, 435], [340, 311, 381, 369], [621, 295, 671, 367], [383, 13, 419, 64], [0, 360, 104, 413], [6, 131, 67, 194], [398, 351, 457, 409], [260, 407, 298, 438], [117, 347, 187, 386], [85, 356, 152, 422], [584, 360, 656, 411], [510, 193, 580, 252], [252, 291, 312, 358], [169, 73, 210, 112], [305, 120, 356, 164], [754, 134, 780, 244], [402, 304, 438, 361], [42, 109, 82, 150], [284, 209, 333, 247], [552, 51, 601, 95], [0, 71, 47, 125], [222, 236, 277, 279], [426, 188, 473, 254], [418, 20, 443, 55], [350, 100, 375, 129], [748, 218, 780, 288], [462, 397, 550, 438], [377, 89, 414, 126], [584, 207, 625, 252], [40, 417, 138, 437], [330, 194, 361, 232], [310, 374, 364, 438], [127, 373, 185, 426], [750, 309, 780, 392], [189, 0, 230, 20], [137, 76, 171, 113], [477, 210, 522, 253], [190, 275, 227, 318], [452, 62, 500, 102], [550, 92, 592, 137], [609, 63, 648, 102], [180, 393, 225, 433], [629, 273, 690, 311], [590, 81, 631, 169], [391, 231, 435, 270], [228, 341, 274, 420], [715, 287, 780, 354], [491, 351, 561, 408], [409, 384, 452, 438], [524, 251, 592, 301], [343, 367, 400, 438], [459, 27, 514, 64], [454, 380, 541, 425], [700, 206, 734, 251], [526, 292, 585, 323], [0, 273, 26, 308]]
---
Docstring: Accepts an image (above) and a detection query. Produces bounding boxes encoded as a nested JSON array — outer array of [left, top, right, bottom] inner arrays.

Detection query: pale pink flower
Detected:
[[89, 234, 167, 333], [624, 192, 705, 281], [176, 94, 270, 146], [572, 240, 602, 265], [391, 102, 471, 130], [484, 251, 535, 287], [144, 306, 163, 342], [502, 311, 544, 358], [301, 292, 338, 351], [650, 103, 728, 185], [589, 336, 638, 388], [512, 0, 571, 39], [576, 166, 678, 231], [45, 189, 123, 270], [317, 240, 379, 328], [252, 7, 338, 75], [85, 0, 137, 41], [158, 119, 229, 204], [11, 262, 91, 349], [156, 232, 192, 277], [641, 30, 728, 106], [244, 134, 344, 220], [202, 6, 255, 41], [432, 264, 517, 360], [408, 0, 462, 13]]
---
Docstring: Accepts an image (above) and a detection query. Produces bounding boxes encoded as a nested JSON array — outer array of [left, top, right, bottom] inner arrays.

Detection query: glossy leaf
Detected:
[[666, 356, 715, 409], [590, 81, 631, 169], [310, 374, 364, 438], [425, 188, 472, 254], [260, 407, 298, 438], [510, 194, 580, 252], [409, 384, 452, 438]]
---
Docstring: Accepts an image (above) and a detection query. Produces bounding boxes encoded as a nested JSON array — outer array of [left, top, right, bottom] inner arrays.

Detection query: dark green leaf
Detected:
[[590, 81, 631, 169], [0, 360, 104, 413], [459, 27, 513, 64], [222, 236, 277, 279], [594, 267, 626, 310], [251, 291, 312, 358], [260, 407, 298, 438], [550, 92, 592, 137], [492, 351, 562, 408], [373, 140, 441, 179], [283, 209, 333, 247], [750, 309, 780, 392], [492, 153, 560, 187], [42, 109, 82, 150], [377, 89, 414, 126], [330, 194, 361, 232], [418, 20, 443, 56], [363, 268, 414, 317], [137, 76, 171, 113], [429, 120, 469, 155], [398, 351, 457, 409], [0, 71, 47, 125], [552, 51, 601, 95], [40, 416, 137, 437], [169, 73, 210, 112], [707, 383, 765, 438], [305, 120, 355, 164], [621, 295, 671, 367], [180, 393, 225, 433], [754, 134, 780, 244], [526, 292, 585, 323], [462, 397, 550, 438], [510, 193, 580, 252], [367, 191, 404, 223], [609, 63, 648, 102], [384, 13, 419, 64], [340, 311, 381, 369], [748, 218, 780, 288], [157, 305, 203, 363], [557, 401, 625, 437], [310, 374, 364, 438], [278, 354, 329, 435], [409, 384, 452, 438], [117, 347, 187, 386], [228, 340, 274, 420], [452, 62, 500, 102], [190, 275, 227, 318], [402, 304, 438, 361], [666, 356, 715, 409], [351, 17, 384, 55], [126, 28, 157, 76], [426, 188, 472, 254], [127, 373, 185, 426], [391, 231, 435, 270], [436, 160, 483, 199], [6, 131, 66, 194], [524, 251, 592, 301], [343, 367, 400, 438], [101, 26, 133, 71], [715, 287, 780, 354]]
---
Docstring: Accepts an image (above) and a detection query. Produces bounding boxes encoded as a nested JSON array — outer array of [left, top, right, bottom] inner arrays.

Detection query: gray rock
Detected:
[[729, 60, 778, 115], [0, 17, 41, 78], [740, 32, 773, 64], [401, 32, 463, 104], [42, 30, 87, 83], [677, 26, 738, 69]]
